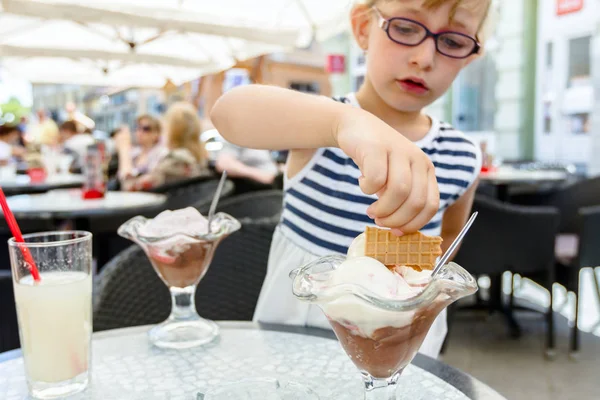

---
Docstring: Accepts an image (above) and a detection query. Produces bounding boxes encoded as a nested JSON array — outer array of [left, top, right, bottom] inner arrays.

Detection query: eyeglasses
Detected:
[[372, 7, 480, 59], [137, 125, 153, 133]]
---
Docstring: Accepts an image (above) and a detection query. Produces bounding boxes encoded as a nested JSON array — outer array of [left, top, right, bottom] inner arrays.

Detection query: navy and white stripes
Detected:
[[278, 94, 481, 256]]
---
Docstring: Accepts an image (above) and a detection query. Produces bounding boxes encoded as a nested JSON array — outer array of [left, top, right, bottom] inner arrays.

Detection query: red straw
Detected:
[[0, 187, 41, 282]]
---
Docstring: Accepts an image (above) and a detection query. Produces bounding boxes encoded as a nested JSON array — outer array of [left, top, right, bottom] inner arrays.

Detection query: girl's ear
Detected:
[[351, 5, 373, 51]]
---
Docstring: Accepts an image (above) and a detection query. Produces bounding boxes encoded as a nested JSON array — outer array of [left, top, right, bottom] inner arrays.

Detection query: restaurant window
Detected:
[[543, 42, 554, 134], [452, 53, 497, 132], [570, 113, 591, 134], [568, 36, 591, 87]]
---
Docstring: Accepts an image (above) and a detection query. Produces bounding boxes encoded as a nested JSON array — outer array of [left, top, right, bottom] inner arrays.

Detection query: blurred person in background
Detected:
[[0, 124, 26, 164], [214, 134, 280, 194], [59, 120, 95, 171], [30, 109, 60, 147], [115, 115, 165, 179], [117, 102, 211, 191], [65, 102, 95, 133]]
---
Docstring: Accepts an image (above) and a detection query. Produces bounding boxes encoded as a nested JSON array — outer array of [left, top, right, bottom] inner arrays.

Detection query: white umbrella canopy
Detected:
[[0, 0, 354, 86], [1, 0, 353, 47], [0, 55, 226, 88]]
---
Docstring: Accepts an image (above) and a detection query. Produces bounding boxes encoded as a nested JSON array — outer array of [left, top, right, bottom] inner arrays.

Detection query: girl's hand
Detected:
[[335, 109, 439, 234]]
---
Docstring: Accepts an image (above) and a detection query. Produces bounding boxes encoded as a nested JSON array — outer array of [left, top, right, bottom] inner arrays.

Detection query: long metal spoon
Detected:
[[207, 171, 228, 233], [431, 211, 478, 277]]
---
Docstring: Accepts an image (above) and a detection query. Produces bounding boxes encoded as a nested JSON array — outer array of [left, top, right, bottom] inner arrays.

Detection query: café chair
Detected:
[[451, 195, 560, 357], [205, 190, 283, 219], [0, 271, 19, 353]]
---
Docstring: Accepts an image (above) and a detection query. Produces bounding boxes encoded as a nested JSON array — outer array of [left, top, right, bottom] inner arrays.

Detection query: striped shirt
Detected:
[[278, 93, 481, 256]]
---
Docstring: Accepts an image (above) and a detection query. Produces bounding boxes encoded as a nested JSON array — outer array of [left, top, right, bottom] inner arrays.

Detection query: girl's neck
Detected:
[[355, 79, 432, 142]]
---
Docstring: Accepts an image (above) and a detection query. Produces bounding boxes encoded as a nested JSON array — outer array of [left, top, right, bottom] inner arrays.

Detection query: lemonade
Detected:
[[14, 271, 92, 383]]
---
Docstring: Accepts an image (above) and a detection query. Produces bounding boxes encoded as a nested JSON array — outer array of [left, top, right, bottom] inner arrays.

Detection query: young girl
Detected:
[[211, 0, 494, 358]]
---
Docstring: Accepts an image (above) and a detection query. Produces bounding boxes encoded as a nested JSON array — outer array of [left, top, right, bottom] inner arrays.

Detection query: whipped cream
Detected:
[[138, 207, 209, 238], [139, 207, 208, 260], [322, 256, 421, 337]]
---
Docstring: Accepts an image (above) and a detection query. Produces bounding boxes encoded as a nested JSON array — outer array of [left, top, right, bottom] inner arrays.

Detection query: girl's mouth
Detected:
[[397, 78, 429, 95]]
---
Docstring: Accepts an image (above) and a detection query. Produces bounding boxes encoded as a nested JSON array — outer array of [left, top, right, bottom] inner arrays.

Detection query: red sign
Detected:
[[326, 54, 346, 74], [557, 0, 583, 15]]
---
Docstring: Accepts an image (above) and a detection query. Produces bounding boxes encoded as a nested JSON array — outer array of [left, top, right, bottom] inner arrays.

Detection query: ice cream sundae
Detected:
[[119, 207, 240, 348], [291, 227, 477, 398]]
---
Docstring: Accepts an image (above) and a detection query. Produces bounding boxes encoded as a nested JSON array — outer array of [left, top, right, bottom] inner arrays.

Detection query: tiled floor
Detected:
[[441, 268, 599, 400]]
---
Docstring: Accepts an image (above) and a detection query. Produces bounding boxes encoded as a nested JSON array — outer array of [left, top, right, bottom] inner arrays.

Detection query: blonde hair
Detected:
[[359, 0, 497, 43], [163, 101, 208, 163]]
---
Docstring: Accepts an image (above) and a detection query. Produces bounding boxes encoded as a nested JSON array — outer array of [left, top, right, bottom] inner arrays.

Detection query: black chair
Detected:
[[228, 177, 278, 196], [554, 205, 600, 355], [206, 190, 283, 219], [93, 216, 279, 331], [452, 195, 560, 355], [540, 176, 600, 233], [196, 215, 278, 321], [148, 176, 234, 211], [539, 177, 600, 354], [93, 244, 169, 331], [0, 270, 19, 353]]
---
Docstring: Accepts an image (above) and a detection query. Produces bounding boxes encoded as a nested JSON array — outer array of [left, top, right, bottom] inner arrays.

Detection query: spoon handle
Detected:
[[432, 211, 478, 277], [207, 171, 228, 233]]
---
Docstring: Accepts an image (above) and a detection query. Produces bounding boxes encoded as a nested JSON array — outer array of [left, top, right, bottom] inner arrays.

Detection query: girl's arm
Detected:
[[441, 180, 479, 259], [211, 85, 346, 150], [211, 84, 440, 234]]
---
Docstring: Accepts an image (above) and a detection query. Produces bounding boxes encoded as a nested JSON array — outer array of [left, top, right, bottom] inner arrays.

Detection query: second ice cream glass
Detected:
[[119, 208, 240, 349], [291, 256, 477, 400]]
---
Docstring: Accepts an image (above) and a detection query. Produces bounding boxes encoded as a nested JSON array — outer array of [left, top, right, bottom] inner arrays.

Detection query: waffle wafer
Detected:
[[364, 227, 443, 271]]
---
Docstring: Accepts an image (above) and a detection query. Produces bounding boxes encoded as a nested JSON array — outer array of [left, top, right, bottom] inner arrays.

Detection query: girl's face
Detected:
[[353, 0, 487, 112]]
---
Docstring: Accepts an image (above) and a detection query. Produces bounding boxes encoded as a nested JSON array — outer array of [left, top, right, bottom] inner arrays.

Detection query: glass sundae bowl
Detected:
[[290, 255, 477, 400], [119, 207, 240, 349]]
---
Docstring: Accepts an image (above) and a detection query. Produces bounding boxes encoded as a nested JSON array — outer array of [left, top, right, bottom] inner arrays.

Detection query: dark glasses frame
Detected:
[[372, 7, 481, 59], [136, 125, 154, 133]]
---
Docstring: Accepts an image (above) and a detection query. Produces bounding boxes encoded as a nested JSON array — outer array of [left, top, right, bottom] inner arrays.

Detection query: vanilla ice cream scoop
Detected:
[[323, 256, 420, 336], [394, 265, 433, 287], [347, 233, 366, 258], [333, 257, 394, 295], [332, 257, 415, 298], [138, 207, 209, 238]]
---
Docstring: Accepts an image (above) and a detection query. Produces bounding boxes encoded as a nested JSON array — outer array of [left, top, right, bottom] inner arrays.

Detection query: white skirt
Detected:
[[253, 227, 448, 359]]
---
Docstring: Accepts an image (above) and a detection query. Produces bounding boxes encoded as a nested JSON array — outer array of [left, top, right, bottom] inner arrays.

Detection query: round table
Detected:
[[4, 189, 167, 268], [480, 168, 568, 201], [0, 174, 84, 195], [0, 323, 506, 400], [5, 189, 167, 219]]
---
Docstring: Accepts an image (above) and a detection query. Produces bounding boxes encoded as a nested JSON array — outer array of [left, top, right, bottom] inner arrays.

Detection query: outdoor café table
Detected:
[[4, 189, 166, 219], [480, 167, 568, 201], [3, 189, 167, 267], [0, 173, 85, 196], [0, 322, 507, 400]]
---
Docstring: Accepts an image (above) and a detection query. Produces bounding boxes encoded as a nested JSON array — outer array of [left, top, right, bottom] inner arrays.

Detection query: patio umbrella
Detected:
[[0, 0, 352, 86]]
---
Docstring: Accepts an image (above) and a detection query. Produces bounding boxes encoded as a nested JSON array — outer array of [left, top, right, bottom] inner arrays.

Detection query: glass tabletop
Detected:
[[5, 190, 166, 216], [0, 325, 486, 400]]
